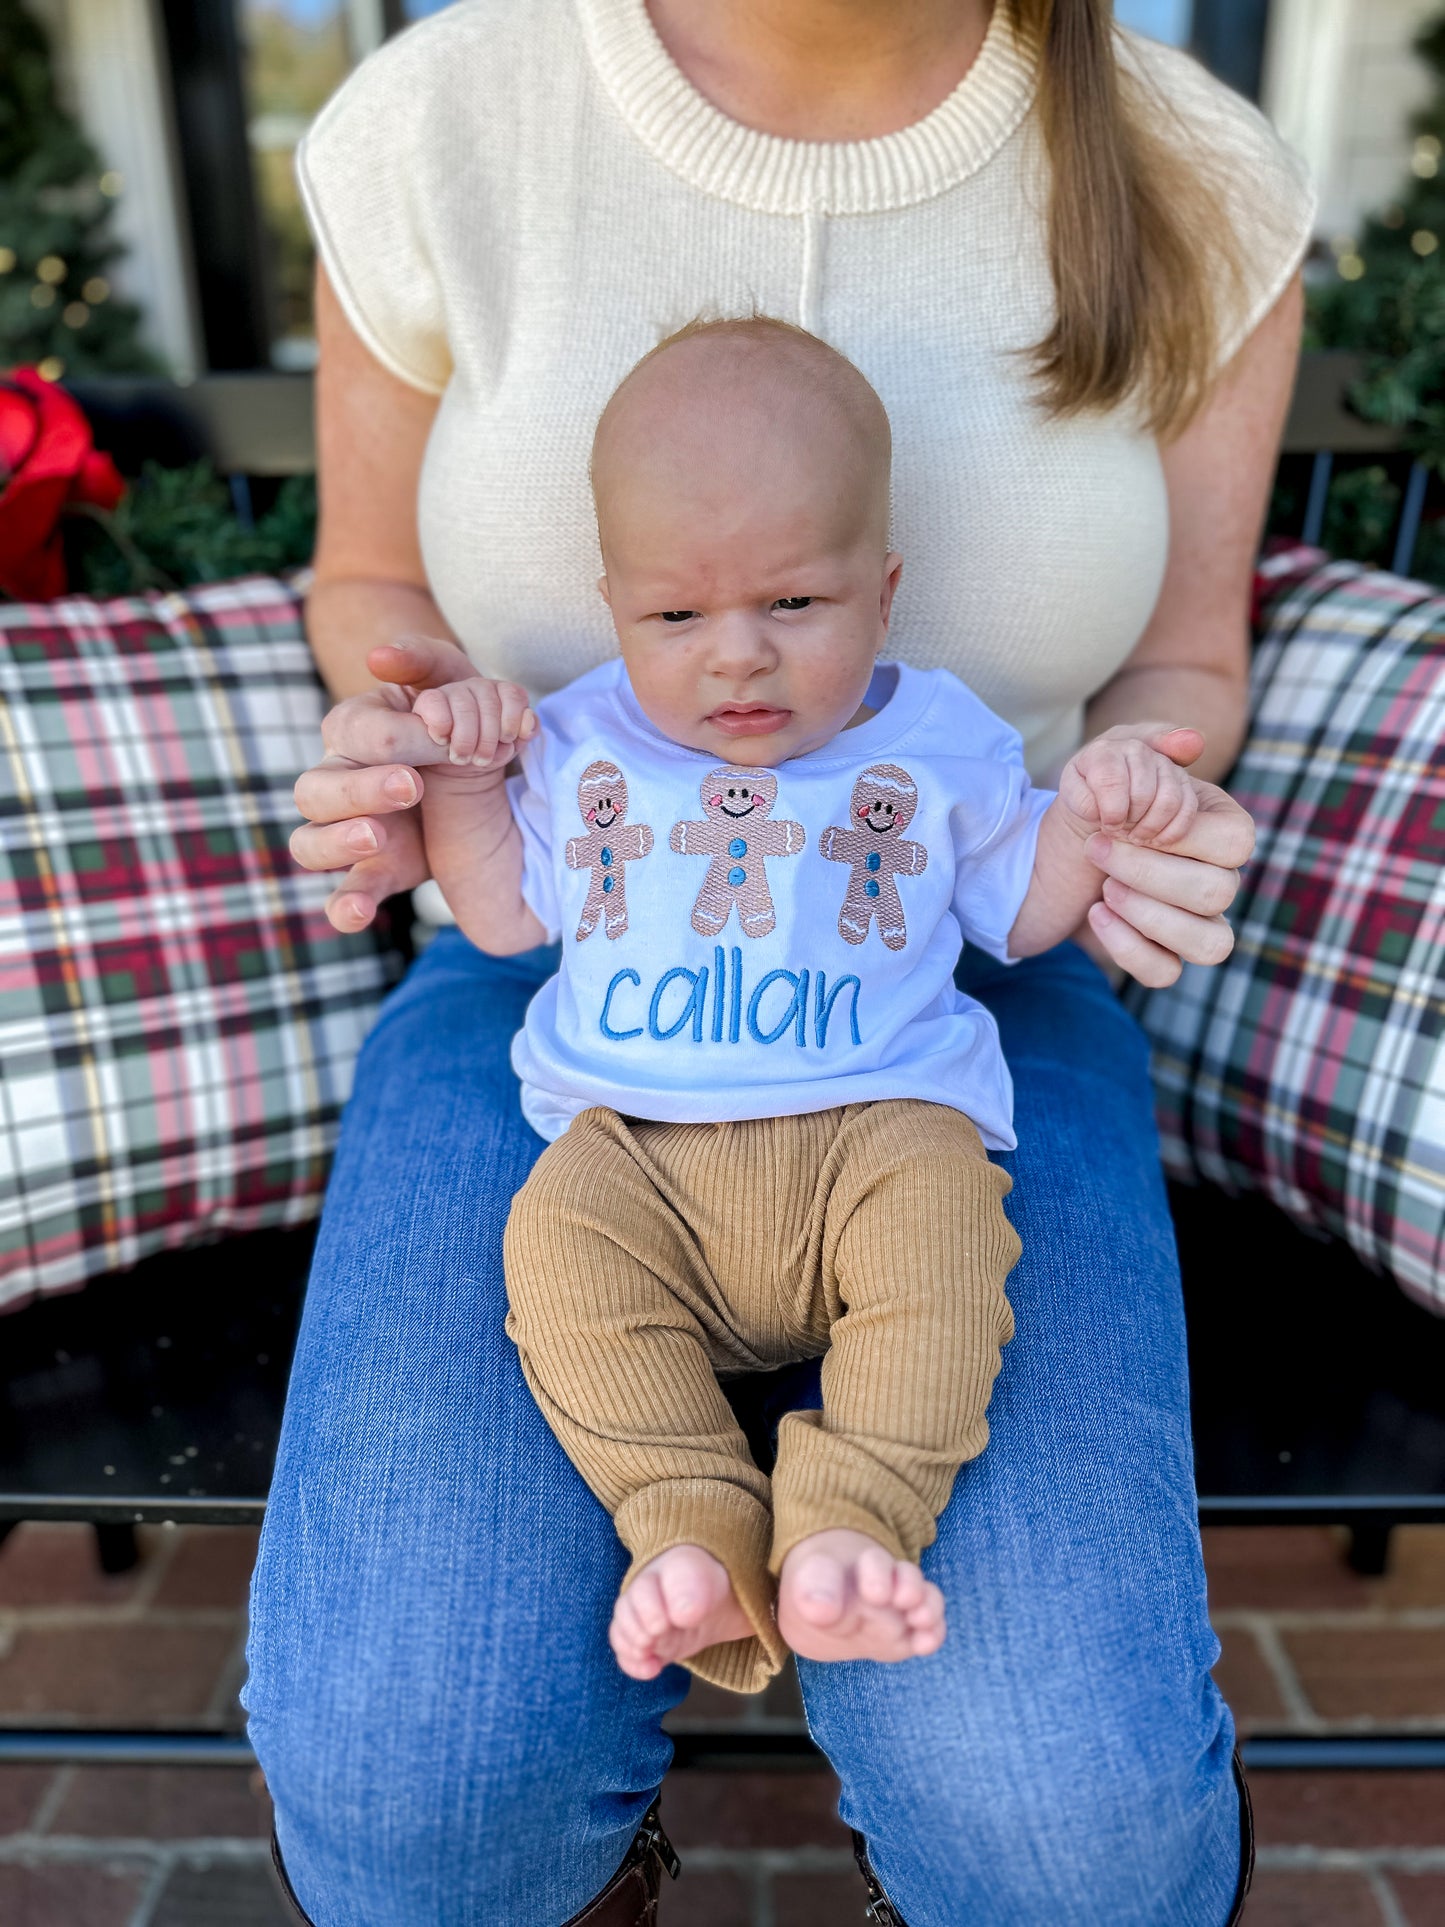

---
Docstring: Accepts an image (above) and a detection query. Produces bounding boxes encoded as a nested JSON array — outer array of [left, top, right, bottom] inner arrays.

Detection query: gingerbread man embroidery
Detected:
[[669, 767, 805, 940], [820, 763, 929, 951], [564, 760, 653, 941]]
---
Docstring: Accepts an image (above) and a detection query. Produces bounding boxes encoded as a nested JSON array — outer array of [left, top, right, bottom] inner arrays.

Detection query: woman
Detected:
[[248, 0, 1312, 1920]]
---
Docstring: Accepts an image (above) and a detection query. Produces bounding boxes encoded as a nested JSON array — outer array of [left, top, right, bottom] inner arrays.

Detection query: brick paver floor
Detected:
[[0, 1522, 1442, 1923]]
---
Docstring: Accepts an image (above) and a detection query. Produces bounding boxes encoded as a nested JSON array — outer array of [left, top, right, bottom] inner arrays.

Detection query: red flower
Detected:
[[0, 369, 124, 601]]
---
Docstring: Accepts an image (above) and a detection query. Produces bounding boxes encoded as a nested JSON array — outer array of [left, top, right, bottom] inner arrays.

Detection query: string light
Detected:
[[82, 276, 110, 304], [1381, 204, 1406, 230], [0, 247, 15, 273], [37, 358, 64, 381], [1411, 229, 1440, 257], [63, 301, 90, 328], [1413, 135, 1441, 178], [1337, 253, 1365, 281], [30, 283, 56, 308], [37, 255, 66, 283], [99, 171, 123, 196]]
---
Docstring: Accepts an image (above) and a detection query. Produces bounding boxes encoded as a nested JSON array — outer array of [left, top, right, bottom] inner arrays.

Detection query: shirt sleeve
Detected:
[[939, 686, 1053, 963], [1121, 33, 1317, 372], [507, 737, 561, 944], [295, 32, 453, 395], [950, 771, 1053, 965]]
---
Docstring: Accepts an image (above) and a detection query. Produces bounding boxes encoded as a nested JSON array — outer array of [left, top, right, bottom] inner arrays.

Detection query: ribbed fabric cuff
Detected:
[[615, 1479, 788, 1694], [768, 1411, 946, 1574]]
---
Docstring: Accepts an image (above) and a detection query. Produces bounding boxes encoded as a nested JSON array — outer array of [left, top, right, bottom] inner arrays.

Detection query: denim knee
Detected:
[[249, 1650, 655, 1924], [835, 1686, 1241, 1926]]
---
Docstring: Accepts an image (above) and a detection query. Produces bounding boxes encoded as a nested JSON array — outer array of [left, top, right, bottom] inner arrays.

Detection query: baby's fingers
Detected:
[[495, 682, 538, 755], [1080, 743, 1135, 829], [412, 687, 455, 748], [1129, 763, 1199, 848]]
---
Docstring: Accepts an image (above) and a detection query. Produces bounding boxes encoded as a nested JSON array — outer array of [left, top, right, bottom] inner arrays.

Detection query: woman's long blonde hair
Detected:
[[1009, 0, 1245, 438]]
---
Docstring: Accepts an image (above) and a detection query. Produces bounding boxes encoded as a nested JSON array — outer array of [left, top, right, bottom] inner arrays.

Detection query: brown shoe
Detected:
[[269, 1800, 679, 1926], [852, 1829, 909, 1926], [564, 1800, 680, 1926]]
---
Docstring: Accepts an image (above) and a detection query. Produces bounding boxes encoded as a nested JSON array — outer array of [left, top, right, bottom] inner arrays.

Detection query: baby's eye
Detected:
[[772, 596, 812, 612], [659, 610, 697, 624]]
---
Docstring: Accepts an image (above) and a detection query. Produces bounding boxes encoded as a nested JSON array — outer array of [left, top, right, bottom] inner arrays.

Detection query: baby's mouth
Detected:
[[707, 704, 793, 739]]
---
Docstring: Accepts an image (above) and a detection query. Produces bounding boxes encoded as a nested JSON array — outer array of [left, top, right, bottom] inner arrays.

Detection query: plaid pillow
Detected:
[[1128, 551, 1445, 1312], [0, 575, 400, 1311]]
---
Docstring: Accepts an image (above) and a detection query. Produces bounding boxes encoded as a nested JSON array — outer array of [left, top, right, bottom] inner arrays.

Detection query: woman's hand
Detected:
[[1075, 723, 1255, 988], [291, 633, 476, 931]]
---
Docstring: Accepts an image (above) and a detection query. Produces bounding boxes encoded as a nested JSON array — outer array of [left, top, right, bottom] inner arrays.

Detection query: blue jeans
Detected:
[[243, 932, 1242, 1926]]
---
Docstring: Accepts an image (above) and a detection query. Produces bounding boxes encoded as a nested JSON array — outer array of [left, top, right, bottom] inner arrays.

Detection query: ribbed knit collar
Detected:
[[575, 0, 1039, 216]]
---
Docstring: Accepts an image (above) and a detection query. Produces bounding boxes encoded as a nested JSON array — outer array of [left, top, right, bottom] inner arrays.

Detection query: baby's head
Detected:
[[592, 317, 901, 766]]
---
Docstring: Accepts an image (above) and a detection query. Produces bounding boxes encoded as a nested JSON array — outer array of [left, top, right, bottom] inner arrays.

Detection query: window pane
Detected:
[[239, 1, 357, 368]]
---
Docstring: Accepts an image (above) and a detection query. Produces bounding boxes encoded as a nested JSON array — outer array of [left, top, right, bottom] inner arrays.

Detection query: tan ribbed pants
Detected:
[[503, 1100, 1020, 1693]]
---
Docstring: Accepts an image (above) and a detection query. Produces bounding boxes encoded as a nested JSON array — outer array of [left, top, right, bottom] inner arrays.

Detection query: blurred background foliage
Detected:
[[0, 0, 158, 379], [1293, 6, 1445, 582]]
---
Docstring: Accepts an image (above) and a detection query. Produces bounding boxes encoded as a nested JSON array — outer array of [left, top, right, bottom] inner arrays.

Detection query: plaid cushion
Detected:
[[0, 575, 400, 1311], [1128, 551, 1445, 1312]]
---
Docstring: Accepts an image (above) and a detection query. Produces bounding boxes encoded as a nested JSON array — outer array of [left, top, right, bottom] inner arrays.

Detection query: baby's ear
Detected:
[[597, 573, 612, 608], [879, 552, 904, 633]]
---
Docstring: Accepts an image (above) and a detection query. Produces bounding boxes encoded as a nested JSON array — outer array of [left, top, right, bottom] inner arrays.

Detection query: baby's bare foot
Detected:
[[609, 1544, 755, 1681], [777, 1528, 945, 1663]]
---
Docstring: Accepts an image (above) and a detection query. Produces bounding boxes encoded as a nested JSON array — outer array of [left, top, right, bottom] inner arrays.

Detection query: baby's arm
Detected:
[[412, 676, 550, 955], [1006, 726, 1209, 960]]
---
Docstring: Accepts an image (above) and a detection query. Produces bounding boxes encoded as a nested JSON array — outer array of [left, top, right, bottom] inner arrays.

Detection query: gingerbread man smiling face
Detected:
[[564, 760, 654, 941], [669, 767, 805, 939], [820, 763, 929, 950]]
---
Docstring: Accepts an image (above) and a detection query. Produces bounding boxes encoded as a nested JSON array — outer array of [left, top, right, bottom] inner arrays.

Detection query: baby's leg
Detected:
[[504, 1110, 788, 1694], [771, 1101, 1020, 1663]]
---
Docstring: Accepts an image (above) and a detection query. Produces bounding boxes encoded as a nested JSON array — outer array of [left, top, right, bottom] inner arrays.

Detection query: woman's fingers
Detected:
[[320, 693, 446, 768], [1162, 781, 1256, 868], [321, 831, 429, 931], [1086, 900, 1183, 988], [1086, 836, 1240, 918], [1099, 874, 1236, 967], [289, 815, 390, 874], [368, 632, 475, 692], [293, 755, 422, 828]]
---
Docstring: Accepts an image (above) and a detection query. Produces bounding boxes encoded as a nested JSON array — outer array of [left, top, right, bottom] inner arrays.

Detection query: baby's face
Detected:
[[598, 444, 901, 767]]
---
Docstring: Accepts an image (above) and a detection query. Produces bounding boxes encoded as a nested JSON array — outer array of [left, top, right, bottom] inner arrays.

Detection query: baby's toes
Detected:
[[623, 1572, 672, 1642], [903, 1580, 947, 1633], [890, 1560, 927, 1613], [855, 1545, 898, 1609], [791, 1554, 846, 1625], [907, 1617, 947, 1658]]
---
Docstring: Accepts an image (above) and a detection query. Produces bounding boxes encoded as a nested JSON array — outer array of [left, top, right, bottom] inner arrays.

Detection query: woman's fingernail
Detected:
[[384, 771, 416, 803], [346, 823, 378, 853]]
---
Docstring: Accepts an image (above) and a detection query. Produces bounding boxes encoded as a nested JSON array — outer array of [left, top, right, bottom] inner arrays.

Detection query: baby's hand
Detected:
[[411, 676, 538, 771], [1058, 725, 1206, 850]]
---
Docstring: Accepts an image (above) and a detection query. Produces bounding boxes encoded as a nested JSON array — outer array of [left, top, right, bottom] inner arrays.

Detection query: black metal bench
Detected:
[[2, 358, 1441, 1775]]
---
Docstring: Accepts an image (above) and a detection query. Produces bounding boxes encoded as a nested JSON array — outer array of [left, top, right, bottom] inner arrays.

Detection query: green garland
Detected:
[[66, 461, 317, 596]]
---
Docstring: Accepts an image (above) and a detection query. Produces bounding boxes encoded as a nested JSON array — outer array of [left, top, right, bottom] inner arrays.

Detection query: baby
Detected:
[[405, 319, 1211, 1694]]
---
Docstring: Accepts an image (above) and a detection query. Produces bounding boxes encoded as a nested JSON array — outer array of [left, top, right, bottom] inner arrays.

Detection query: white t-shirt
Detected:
[[509, 661, 1052, 1147]]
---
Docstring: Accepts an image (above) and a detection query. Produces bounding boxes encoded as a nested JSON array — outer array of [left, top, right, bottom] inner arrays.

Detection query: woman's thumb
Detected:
[[368, 632, 473, 691], [1154, 725, 1205, 767]]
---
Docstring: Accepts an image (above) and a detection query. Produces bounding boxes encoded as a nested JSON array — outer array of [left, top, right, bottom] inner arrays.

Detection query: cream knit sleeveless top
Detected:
[[298, 0, 1314, 783]]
